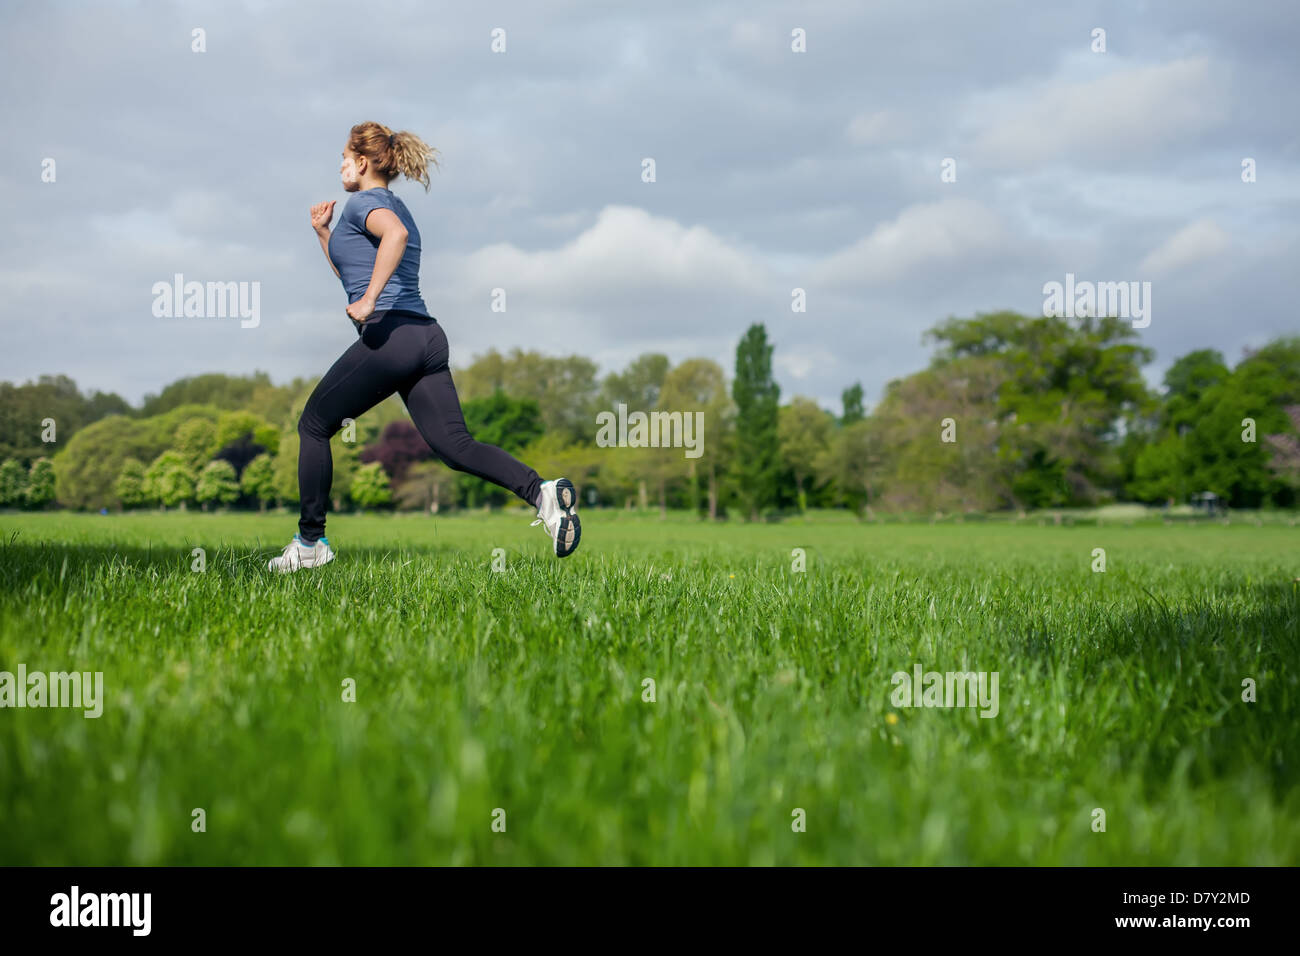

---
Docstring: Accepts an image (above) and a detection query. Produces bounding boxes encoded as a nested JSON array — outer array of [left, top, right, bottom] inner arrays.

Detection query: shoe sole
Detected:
[[554, 478, 581, 558]]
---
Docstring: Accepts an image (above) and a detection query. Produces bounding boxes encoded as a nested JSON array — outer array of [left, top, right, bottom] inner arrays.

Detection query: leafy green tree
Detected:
[[1175, 339, 1300, 506], [145, 451, 195, 509], [600, 353, 671, 411], [139, 372, 275, 417], [158, 466, 195, 509], [24, 458, 55, 509], [394, 460, 461, 513], [0, 458, 28, 507], [731, 324, 781, 520], [841, 383, 865, 425], [84, 389, 133, 422], [456, 349, 600, 443], [332, 439, 361, 511], [869, 355, 1007, 512], [601, 353, 674, 511], [52, 404, 221, 509], [350, 461, 392, 509], [195, 459, 239, 510], [591, 440, 642, 509], [175, 418, 219, 472], [1128, 435, 1191, 505], [815, 418, 887, 516], [0, 374, 130, 463], [213, 410, 280, 456], [1119, 349, 1225, 502], [640, 437, 678, 517], [1184, 388, 1283, 506], [1161, 349, 1229, 435], [779, 397, 834, 513], [660, 359, 733, 518], [115, 457, 148, 510], [239, 453, 276, 511], [924, 311, 1153, 508], [519, 433, 605, 505], [272, 432, 300, 506], [456, 390, 545, 507]]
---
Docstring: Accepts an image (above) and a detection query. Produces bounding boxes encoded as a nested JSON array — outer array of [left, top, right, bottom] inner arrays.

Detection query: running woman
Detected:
[[269, 122, 580, 572]]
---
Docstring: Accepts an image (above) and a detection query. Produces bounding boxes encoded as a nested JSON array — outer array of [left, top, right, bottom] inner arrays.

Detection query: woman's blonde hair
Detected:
[[346, 121, 441, 191]]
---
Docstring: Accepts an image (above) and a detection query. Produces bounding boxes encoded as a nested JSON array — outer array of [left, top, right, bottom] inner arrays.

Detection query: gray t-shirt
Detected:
[[328, 187, 431, 317]]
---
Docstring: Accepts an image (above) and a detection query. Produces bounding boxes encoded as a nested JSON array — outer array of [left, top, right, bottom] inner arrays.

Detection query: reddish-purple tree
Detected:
[[1265, 405, 1300, 490], [359, 420, 432, 484]]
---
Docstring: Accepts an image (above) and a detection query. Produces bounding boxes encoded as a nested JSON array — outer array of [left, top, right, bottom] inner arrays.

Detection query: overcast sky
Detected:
[[2, 0, 1297, 412]]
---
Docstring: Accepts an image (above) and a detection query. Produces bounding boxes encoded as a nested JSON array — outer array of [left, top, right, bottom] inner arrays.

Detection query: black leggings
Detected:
[[296, 309, 542, 541]]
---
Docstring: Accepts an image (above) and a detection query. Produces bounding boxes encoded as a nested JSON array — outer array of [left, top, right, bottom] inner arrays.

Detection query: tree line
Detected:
[[1, 312, 1297, 517]]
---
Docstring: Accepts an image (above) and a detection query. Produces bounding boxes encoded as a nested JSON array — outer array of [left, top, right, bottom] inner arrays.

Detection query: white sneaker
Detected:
[[268, 533, 335, 573], [531, 478, 581, 557]]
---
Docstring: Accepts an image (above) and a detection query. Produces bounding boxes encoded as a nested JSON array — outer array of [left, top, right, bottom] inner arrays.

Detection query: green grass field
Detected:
[[0, 510, 1296, 865]]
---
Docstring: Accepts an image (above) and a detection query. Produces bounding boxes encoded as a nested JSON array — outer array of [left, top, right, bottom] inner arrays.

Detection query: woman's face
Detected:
[[340, 147, 363, 191]]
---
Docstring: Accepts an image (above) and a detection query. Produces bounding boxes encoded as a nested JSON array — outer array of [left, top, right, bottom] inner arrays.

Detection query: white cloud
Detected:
[[813, 198, 1012, 287], [451, 204, 770, 301], [775, 346, 836, 383], [1139, 219, 1232, 275], [970, 57, 1228, 166]]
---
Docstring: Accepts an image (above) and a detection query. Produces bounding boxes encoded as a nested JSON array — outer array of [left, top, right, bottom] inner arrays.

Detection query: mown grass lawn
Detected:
[[0, 509, 1296, 864]]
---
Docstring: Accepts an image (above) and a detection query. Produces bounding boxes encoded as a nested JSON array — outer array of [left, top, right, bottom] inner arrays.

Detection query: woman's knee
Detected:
[[431, 434, 480, 473], [297, 407, 334, 441]]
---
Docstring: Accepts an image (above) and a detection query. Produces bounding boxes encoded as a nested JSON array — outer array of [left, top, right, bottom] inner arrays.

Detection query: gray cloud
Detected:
[[0, 0, 1296, 413]]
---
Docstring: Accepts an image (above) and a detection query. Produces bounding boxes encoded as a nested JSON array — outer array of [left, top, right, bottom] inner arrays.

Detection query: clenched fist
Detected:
[[310, 200, 336, 234]]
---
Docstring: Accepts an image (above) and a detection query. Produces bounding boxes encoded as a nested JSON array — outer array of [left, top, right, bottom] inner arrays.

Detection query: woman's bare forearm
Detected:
[[360, 232, 407, 303]]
